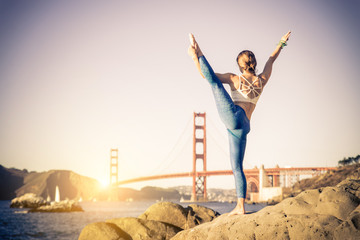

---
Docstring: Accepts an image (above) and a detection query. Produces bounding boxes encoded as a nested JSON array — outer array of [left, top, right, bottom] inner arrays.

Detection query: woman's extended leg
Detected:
[[198, 56, 240, 130], [198, 55, 250, 215]]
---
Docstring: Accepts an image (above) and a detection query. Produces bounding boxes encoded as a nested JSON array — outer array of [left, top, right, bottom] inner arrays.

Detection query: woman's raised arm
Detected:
[[259, 31, 291, 83]]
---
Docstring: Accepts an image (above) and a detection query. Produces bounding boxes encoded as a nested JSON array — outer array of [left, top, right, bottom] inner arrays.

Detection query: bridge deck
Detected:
[[115, 167, 336, 186]]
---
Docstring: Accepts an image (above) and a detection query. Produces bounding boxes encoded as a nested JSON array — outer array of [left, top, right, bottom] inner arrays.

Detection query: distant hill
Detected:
[[291, 163, 360, 193], [270, 163, 360, 203], [0, 165, 100, 201], [0, 165, 182, 201], [0, 165, 28, 200]]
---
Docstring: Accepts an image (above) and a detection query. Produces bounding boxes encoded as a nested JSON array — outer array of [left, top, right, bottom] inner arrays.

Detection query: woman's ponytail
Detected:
[[237, 50, 257, 74]]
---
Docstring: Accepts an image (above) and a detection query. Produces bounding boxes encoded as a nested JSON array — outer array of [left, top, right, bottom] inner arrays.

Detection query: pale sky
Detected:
[[1, 0, 359, 189]]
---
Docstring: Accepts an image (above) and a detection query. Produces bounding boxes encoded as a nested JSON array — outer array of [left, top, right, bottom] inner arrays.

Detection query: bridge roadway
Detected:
[[115, 167, 335, 186]]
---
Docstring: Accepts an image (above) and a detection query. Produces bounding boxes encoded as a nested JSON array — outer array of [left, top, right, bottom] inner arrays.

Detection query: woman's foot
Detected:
[[228, 205, 245, 216], [228, 198, 245, 216]]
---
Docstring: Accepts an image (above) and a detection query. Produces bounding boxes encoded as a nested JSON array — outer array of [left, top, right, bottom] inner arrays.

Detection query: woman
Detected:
[[188, 31, 291, 215]]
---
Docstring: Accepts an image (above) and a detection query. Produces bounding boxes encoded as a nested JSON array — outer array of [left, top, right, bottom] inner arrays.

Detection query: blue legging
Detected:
[[199, 56, 250, 198]]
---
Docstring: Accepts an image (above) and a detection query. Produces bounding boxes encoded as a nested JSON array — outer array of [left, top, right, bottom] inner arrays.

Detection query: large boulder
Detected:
[[28, 200, 83, 212], [138, 201, 220, 229], [10, 193, 48, 208], [172, 179, 360, 240]]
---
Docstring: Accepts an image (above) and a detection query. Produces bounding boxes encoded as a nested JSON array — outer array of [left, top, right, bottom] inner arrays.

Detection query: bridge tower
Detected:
[[110, 149, 119, 185], [109, 148, 119, 200], [191, 112, 207, 201]]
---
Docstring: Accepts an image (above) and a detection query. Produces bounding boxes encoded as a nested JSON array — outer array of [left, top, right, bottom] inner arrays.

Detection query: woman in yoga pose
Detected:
[[188, 31, 291, 215]]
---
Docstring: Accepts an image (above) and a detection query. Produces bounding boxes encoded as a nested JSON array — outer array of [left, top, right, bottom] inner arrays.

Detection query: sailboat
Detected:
[[55, 185, 60, 202]]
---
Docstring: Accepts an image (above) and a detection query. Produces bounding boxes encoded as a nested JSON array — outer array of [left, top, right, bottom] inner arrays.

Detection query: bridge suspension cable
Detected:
[[148, 116, 193, 175]]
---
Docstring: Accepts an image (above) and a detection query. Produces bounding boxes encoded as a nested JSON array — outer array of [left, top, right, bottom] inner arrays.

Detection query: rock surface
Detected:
[[139, 202, 219, 229], [172, 179, 360, 240], [78, 222, 132, 240], [10, 193, 48, 208], [28, 200, 83, 213], [107, 217, 181, 240], [79, 202, 219, 240]]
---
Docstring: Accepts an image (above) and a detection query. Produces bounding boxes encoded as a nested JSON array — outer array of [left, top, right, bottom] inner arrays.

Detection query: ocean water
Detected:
[[0, 200, 266, 240]]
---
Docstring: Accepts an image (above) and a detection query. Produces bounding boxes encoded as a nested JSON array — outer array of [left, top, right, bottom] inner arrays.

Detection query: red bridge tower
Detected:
[[110, 148, 119, 185], [191, 112, 207, 201]]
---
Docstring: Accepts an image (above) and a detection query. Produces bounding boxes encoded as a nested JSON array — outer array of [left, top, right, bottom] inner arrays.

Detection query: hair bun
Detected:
[[236, 50, 257, 74]]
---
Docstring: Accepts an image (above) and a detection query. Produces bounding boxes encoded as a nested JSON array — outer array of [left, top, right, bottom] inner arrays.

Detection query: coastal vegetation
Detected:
[[338, 154, 360, 166]]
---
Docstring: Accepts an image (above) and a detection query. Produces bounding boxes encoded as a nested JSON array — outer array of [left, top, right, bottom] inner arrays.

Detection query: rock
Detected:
[[10, 193, 48, 208], [106, 217, 182, 240], [78, 202, 220, 239], [187, 204, 220, 224], [139, 202, 189, 229], [333, 205, 360, 240], [172, 179, 360, 240], [138, 201, 220, 230], [28, 200, 83, 212], [78, 222, 131, 240]]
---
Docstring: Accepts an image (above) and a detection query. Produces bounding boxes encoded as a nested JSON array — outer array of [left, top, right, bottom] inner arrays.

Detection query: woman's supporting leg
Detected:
[[228, 129, 248, 215], [228, 129, 247, 199]]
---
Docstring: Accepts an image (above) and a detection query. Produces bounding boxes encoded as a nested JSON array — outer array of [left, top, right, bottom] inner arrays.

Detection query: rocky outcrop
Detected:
[[0, 165, 101, 201], [172, 179, 360, 240], [28, 200, 83, 213], [267, 164, 360, 205], [16, 170, 100, 201], [139, 202, 220, 229], [292, 164, 360, 197], [0, 165, 28, 200], [10, 193, 48, 208], [78, 202, 220, 240], [10, 193, 83, 212]]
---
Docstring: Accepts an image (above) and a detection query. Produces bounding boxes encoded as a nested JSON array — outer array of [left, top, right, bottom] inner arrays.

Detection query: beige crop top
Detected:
[[230, 74, 263, 105]]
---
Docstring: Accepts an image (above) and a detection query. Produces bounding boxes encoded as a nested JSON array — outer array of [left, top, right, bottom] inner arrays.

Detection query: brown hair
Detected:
[[236, 50, 257, 74]]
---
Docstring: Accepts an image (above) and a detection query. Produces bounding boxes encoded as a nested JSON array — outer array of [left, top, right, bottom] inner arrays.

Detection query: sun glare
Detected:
[[99, 178, 109, 188]]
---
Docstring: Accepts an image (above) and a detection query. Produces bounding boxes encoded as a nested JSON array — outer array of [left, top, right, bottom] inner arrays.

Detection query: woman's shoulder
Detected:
[[257, 73, 269, 86], [229, 74, 240, 90], [230, 73, 239, 81]]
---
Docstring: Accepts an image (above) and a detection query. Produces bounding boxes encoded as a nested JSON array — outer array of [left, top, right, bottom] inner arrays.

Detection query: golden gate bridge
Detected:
[[109, 112, 335, 202]]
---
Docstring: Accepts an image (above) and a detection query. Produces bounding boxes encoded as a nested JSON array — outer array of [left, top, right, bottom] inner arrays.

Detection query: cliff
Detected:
[[0, 165, 100, 201], [0, 165, 28, 200]]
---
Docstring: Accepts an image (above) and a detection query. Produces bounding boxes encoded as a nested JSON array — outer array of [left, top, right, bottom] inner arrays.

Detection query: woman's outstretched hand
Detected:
[[188, 33, 203, 58], [281, 31, 291, 42]]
